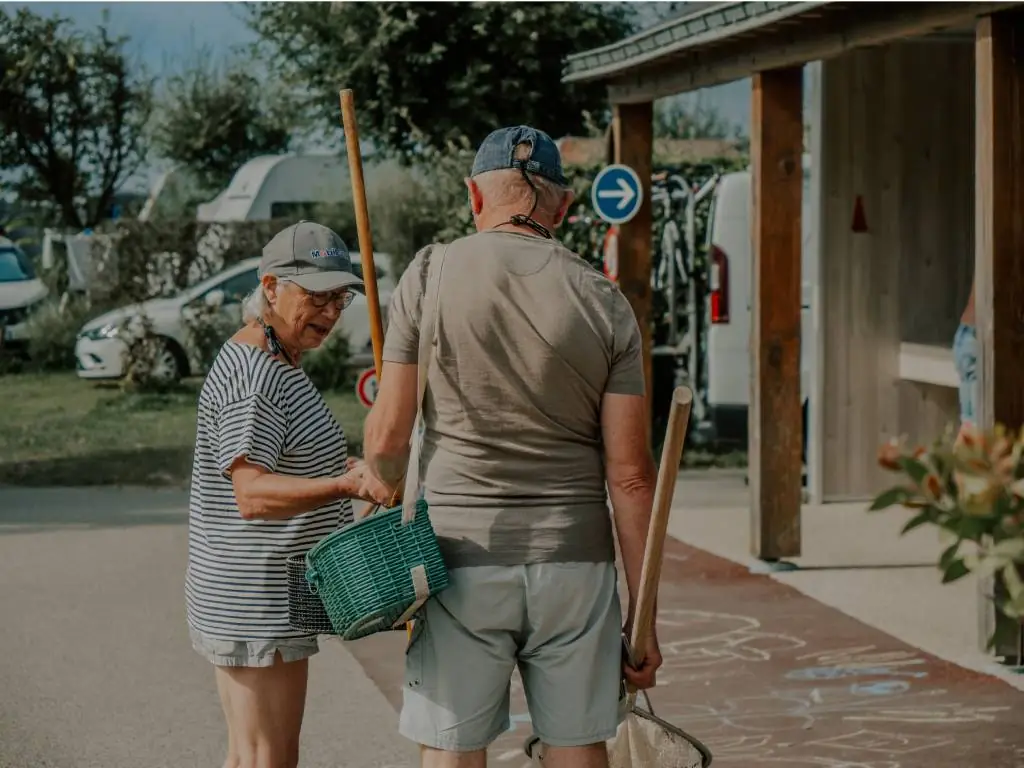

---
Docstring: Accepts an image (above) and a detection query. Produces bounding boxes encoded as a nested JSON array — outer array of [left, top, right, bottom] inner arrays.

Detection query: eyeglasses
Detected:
[[305, 288, 355, 310], [279, 279, 355, 310]]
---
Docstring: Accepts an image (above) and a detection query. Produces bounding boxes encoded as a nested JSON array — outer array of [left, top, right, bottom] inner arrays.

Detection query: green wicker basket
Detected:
[[305, 499, 450, 641]]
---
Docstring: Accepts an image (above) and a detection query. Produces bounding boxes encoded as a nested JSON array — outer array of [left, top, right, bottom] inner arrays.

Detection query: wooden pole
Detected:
[[628, 386, 692, 693], [975, 9, 1024, 660], [749, 66, 804, 561], [612, 102, 655, 426], [339, 89, 385, 381], [339, 89, 412, 640]]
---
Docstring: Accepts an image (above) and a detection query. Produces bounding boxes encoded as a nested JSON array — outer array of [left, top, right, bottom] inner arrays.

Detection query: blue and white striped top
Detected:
[[185, 342, 353, 640]]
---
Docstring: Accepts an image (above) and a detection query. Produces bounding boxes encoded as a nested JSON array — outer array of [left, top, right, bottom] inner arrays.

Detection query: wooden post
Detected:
[[612, 102, 655, 416], [975, 9, 1024, 659], [750, 66, 804, 561]]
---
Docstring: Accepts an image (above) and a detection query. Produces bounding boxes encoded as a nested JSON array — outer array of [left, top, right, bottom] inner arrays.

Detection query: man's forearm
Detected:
[[609, 473, 656, 630], [365, 449, 410, 489]]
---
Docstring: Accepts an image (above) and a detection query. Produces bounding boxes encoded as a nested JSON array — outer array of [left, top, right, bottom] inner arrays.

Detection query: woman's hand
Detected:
[[339, 462, 394, 505]]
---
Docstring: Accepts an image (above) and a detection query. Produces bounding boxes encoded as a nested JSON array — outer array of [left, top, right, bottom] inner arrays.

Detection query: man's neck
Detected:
[[475, 210, 556, 238]]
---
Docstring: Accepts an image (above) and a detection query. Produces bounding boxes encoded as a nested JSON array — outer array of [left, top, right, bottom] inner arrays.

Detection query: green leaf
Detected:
[[901, 509, 937, 535], [870, 486, 911, 511], [942, 558, 971, 584], [939, 541, 962, 570], [897, 456, 930, 485]]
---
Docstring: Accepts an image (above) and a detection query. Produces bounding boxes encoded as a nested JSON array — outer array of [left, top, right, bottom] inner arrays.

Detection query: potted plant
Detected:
[[871, 424, 1024, 664]]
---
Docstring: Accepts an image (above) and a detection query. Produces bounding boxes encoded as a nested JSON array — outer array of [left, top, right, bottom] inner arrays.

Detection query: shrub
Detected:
[[301, 330, 354, 392], [872, 424, 1024, 637], [23, 296, 95, 372], [182, 302, 237, 374]]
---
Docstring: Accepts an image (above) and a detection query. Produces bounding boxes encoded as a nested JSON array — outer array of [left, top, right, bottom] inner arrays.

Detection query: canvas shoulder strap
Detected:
[[401, 242, 450, 523]]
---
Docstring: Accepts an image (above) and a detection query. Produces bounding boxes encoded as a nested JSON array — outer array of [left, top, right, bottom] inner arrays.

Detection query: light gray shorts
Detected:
[[399, 562, 624, 752], [189, 627, 319, 668]]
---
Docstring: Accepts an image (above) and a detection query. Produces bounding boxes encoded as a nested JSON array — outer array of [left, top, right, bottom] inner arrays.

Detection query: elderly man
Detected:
[[364, 126, 661, 768]]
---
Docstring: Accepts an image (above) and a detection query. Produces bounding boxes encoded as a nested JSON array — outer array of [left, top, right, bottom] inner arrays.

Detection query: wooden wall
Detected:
[[820, 42, 974, 501]]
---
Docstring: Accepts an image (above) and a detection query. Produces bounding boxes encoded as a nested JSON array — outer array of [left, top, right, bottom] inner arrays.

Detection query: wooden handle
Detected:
[[339, 89, 385, 382], [629, 386, 693, 678], [340, 90, 413, 641]]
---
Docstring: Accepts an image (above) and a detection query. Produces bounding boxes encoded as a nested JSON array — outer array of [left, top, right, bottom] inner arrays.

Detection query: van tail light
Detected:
[[710, 244, 730, 324]]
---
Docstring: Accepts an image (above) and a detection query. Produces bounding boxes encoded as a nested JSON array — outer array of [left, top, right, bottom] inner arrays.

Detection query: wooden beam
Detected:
[[975, 9, 1024, 434], [750, 66, 804, 561], [975, 9, 1024, 661], [605, 2, 1016, 103], [612, 102, 655, 415]]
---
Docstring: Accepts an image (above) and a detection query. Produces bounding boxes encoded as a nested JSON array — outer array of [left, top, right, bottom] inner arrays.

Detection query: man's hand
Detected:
[[339, 463, 394, 506], [623, 632, 663, 691]]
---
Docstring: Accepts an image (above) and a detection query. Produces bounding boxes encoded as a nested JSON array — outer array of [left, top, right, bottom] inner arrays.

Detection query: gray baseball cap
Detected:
[[259, 221, 365, 293]]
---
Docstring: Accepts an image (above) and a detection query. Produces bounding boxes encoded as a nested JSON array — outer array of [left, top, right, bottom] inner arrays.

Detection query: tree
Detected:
[[0, 8, 153, 229], [151, 47, 296, 196], [654, 96, 738, 140], [246, 2, 636, 156]]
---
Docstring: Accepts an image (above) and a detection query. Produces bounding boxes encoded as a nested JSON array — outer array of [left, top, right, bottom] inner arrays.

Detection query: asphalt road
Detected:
[[0, 487, 418, 768]]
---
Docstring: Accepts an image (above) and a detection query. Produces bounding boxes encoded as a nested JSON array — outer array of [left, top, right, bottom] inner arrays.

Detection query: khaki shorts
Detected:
[[399, 562, 624, 752], [189, 627, 319, 668]]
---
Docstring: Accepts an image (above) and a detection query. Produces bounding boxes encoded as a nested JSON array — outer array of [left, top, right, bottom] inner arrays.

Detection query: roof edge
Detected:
[[563, 1, 830, 84]]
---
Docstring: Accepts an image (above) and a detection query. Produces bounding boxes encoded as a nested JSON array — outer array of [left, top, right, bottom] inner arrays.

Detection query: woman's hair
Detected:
[[242, 285, 270, 324]]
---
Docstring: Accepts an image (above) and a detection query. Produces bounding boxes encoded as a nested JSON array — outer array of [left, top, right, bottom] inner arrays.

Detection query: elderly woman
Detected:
[[185, 220, 390, 768]]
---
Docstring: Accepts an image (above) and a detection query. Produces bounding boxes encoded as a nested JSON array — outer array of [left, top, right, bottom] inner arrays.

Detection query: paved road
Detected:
[[4, 486, 1024, 768]]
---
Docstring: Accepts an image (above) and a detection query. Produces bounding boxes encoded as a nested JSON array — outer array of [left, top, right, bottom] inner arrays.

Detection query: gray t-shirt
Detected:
[[382, 230, 645, 568]]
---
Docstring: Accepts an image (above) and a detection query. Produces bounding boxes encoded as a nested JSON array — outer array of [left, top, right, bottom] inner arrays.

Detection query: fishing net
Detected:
[[524, 689, 712, 768]]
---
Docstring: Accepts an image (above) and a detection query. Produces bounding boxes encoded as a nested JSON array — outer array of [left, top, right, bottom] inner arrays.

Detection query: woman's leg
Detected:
[[215, 652, 309, 768]]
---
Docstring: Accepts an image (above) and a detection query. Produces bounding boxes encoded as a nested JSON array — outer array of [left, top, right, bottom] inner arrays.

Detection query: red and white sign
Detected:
[[603, 226, 619, 282], [356, 367, 378, 408]]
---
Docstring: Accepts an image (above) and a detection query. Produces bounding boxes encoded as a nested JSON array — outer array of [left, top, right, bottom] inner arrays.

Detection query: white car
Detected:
[[75, 253, 394, 383], [0, 237, 49, 352]]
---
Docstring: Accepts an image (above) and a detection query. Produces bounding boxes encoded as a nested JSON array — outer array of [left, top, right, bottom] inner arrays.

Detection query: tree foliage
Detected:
[[246, 2, 636, 155], [0, 7, 153, 229], [151, 47, 296, 195]]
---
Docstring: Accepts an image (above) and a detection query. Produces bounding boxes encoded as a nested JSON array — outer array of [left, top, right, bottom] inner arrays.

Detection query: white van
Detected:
[[703, 166, 817, 453]]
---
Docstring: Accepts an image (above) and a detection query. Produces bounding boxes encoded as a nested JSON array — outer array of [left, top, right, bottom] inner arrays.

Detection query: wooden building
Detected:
[[565, 1, 1024, 562]]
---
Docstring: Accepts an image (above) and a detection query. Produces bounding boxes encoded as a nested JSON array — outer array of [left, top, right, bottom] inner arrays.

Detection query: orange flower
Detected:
[[923, 474, 944, 502], [878, 439, 902, 471]]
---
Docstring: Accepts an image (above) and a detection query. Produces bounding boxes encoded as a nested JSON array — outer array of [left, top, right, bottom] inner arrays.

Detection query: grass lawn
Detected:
[[0, 373, 368, 488], [0, 372, 745, 488]]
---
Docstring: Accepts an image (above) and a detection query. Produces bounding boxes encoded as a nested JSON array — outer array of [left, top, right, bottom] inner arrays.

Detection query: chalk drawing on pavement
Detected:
[[805, 729, 955, 755]]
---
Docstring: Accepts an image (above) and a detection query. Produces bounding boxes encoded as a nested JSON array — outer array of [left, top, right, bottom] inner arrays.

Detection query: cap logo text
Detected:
[[310, 248, 344, 260]]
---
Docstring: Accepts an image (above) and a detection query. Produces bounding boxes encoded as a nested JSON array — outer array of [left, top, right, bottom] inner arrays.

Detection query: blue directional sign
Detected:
[[591, 164, 644, 225]]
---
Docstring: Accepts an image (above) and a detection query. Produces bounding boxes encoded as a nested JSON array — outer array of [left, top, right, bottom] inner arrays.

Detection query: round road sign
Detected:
[[356, 367, 378, 408], [591, 164, 644, 225]]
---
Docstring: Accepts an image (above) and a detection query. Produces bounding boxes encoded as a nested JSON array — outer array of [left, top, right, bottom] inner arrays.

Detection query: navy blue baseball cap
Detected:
[[470, 126, 569, 187]]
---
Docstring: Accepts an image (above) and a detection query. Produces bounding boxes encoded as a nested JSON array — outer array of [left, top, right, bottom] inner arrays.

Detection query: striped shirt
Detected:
[[185, 342, 353, 640]]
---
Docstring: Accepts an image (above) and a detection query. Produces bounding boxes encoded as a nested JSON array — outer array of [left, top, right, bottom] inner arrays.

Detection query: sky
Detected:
[[5, 2, 753, 194]]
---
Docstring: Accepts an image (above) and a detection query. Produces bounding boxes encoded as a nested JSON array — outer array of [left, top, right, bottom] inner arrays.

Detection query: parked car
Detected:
[[75, 253, 394, 384], [0, 237, 49, 354]]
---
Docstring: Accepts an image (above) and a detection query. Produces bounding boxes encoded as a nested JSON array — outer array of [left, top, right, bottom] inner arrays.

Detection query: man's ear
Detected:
[[553, 189, 575, 229], [465, 177, 484, 216]]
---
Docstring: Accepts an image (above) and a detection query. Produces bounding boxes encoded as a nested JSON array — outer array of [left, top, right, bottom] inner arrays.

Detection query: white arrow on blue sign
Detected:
[[591, 164, 644, 225]]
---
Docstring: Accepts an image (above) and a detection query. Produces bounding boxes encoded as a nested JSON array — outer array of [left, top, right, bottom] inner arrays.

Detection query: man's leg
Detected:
[[400, 566, 524, 767], [518, 562, 622, 768]]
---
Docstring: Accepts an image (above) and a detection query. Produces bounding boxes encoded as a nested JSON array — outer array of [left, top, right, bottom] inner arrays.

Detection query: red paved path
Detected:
[[346, 538, 1024, 768]]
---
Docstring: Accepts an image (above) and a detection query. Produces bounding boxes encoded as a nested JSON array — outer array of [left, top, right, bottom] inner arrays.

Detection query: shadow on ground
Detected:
[[0, 480, 189, 534], [0, 446, 194, 488]]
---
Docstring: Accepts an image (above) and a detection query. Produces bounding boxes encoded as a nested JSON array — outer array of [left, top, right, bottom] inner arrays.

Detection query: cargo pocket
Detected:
[[404, 615, 427, 689]]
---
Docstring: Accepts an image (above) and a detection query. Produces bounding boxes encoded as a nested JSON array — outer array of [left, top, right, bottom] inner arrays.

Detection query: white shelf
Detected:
[[898, 342, 959, 389]]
